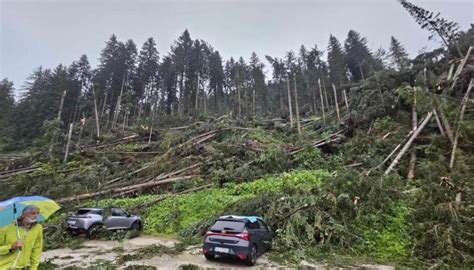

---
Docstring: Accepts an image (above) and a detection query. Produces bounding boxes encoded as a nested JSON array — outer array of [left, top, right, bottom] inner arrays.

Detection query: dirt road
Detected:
[[41, 235, 287, 269]]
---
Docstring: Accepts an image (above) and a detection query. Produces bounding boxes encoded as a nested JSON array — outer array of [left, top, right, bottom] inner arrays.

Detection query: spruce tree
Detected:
[[399, 0, 463, 57], [389, 36, 410, 71], [344, 30, 379, 81], [0, 79, 15, 138], [327, 34, 347, 86]]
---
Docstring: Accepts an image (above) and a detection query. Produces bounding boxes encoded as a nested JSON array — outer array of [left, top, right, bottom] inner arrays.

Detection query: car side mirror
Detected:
[[127, 214, 131, 217]]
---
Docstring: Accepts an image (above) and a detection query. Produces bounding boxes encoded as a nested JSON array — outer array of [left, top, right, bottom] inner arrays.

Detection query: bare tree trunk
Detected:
[[112, 76, 126, 128], [432, 109, 445, 136], [49, 90, 67, 156], [252, 87, 256, 116], [358, 62, 365, 80], [438, 110, 454, 144], [318, 79, 326, 123], [449, 46, 473, 92], [343, 89, 349, 109], [237, 74, 241, 118], [447, 63, 455, 81], [450, 78, 474, 169], [63, 123, 74, 163], [408, 87, 417, 179], [194, 74, 199, 116], [57, 90, 67, 119], [293, 75, 301, 135], [100, 92, 108, 123], [321, 78, 330, 110], [332, 84, 340, 122], [287, 77, 294, 128], [203, 90, 207, 115], [77, 114, 85, 147], [307, 76, 316, 115], [92, 86, 101, 141], [279, 80, 284, 112], [385, 111, 433, 175]]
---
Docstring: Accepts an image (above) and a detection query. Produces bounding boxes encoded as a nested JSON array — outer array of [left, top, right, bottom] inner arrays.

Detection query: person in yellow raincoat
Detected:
[[0, 205, 43, 270]]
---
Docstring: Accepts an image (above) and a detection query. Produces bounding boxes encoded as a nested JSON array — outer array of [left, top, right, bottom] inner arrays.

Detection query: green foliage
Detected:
[[93, 194, 163, 209], [143, 170, 328, 235], [255, 144, 291, 172], [292, 147, 324, 169], [355, 202, 411, 260], [371, 116, 395, 135]]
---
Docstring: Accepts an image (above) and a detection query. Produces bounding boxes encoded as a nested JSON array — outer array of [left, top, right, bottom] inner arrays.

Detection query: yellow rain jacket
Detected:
[[0, 222, 43, 270]]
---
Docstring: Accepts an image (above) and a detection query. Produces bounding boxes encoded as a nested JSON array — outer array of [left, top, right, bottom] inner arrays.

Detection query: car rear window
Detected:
[[76, 209, 102, 215], [210, 220, 245, 233]]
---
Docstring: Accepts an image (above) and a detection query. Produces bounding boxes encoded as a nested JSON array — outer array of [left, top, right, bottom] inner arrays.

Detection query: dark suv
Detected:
[[203, 215, 274, 266]]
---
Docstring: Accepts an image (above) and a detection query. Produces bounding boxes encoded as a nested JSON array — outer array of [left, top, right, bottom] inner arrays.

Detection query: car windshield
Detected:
[[210, 220, 245, 233]]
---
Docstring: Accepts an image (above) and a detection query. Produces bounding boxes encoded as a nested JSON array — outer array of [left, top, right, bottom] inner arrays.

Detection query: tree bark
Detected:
[[450, 78, 474, 169], [438, 109, 454, 144], [432, 109, 445, 137], [318, 79, 326, 123], [293, 74, 301, 135], [385, 111, 433, 175], [287, 77, 294, 128], [63, 123, 74, 163], [343, 89, 349, 109], [408, 87, 417, 179], [91, 86, 101, 141], [49, 89, 67, 156], [332, 84, 340, 122], [112, 75, 126, 128]]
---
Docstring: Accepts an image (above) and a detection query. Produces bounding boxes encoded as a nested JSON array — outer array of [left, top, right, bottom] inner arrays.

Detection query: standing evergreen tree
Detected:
[[265, 56, 286, 114], [389, 36, 410, 71], [0, 79, 15, 138], [160, 56, 177, 115], [327, 34, 347, 86], [249, 52, 266, 115], [136, 37, 160, 116], [344, 30, 379, 81], [209, 50, 225, 113], [171, 30, 193, 116]]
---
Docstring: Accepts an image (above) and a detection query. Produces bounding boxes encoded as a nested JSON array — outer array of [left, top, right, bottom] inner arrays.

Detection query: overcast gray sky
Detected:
[[1, 0, 473, 97]]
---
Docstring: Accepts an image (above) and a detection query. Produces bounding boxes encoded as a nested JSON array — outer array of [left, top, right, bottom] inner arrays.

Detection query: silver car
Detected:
[[65, 207, 142, 238]]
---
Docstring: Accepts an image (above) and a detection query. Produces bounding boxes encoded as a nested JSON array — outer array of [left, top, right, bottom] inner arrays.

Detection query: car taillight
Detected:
[[236, 230, 249, 241]]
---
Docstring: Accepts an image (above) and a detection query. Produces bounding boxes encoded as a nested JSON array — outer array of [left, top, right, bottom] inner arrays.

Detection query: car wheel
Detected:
[[131, 221, 142, 231], [86, 224, 101, 239], [245, 245, 257, 266], [204, 253, 215, 260]]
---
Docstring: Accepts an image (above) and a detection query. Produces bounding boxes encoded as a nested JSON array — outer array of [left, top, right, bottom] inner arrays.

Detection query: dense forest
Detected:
[[1, 0, 473, 268]]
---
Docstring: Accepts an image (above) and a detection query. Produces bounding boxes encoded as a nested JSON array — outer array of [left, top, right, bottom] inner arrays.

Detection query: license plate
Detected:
[[214, 247, 230, 253], [68, 220, 76, 225]]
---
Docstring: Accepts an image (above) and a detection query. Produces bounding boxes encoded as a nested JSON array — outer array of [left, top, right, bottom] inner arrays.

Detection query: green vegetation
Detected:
[[142, 170, 328, 234]]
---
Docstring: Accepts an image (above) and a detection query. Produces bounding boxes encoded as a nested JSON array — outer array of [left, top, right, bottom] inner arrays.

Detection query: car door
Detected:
[[246, 221, 261, 250], [258, 219, 273, 251], [105, 208, 129, 229], [248, 221, 264, 254]]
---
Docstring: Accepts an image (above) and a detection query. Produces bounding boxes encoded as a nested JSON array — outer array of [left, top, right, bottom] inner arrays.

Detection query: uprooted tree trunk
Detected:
[[385, 111, 433, 175]]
